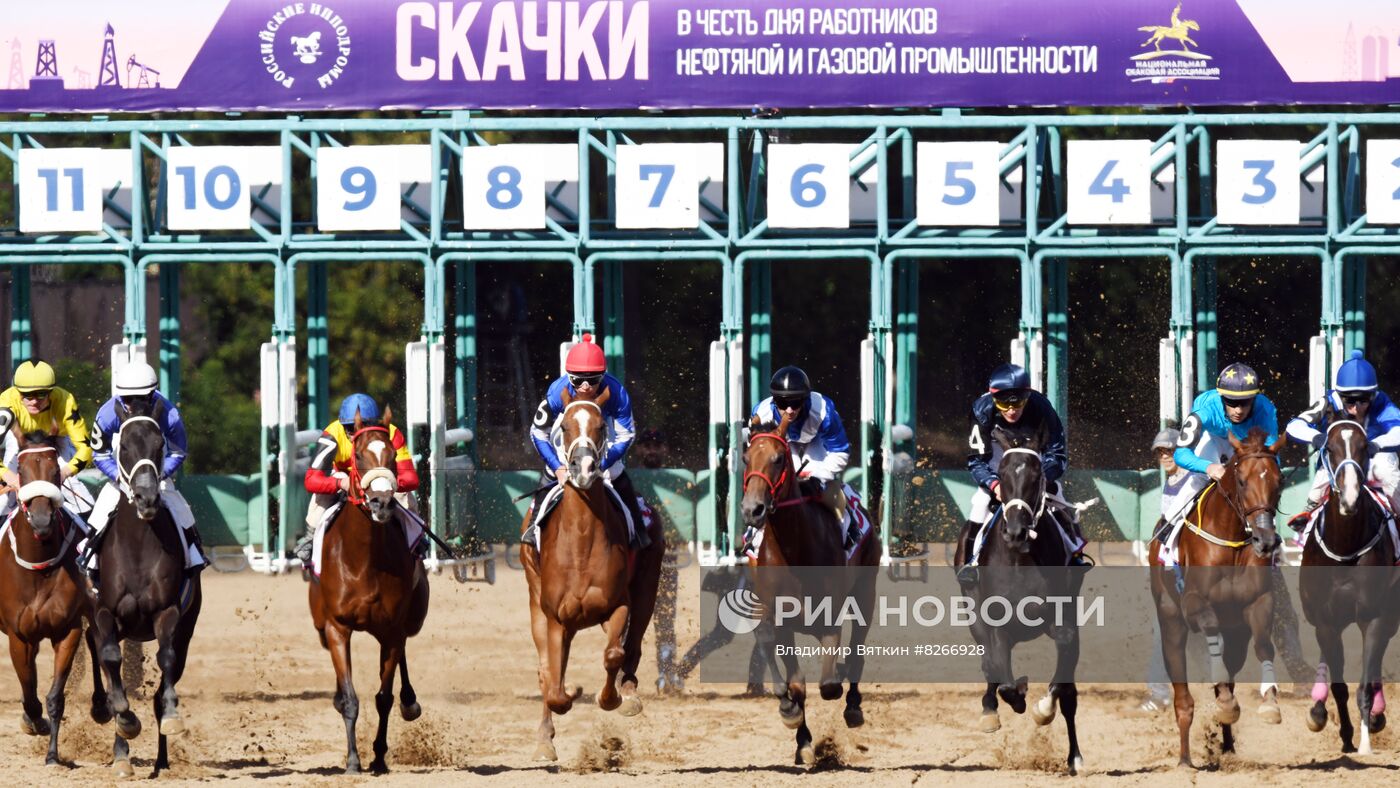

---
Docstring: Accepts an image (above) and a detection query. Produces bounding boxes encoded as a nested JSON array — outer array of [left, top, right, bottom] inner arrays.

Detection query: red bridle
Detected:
[[743, 432, 820, 509], [346, 425, 393, 506]]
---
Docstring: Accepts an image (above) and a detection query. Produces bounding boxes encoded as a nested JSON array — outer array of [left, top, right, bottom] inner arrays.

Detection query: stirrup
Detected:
[[520, 524, 538, 547], [956, 564, 979, 587], [1069, 551, 1094, 568], [293, 535, 313, 563]]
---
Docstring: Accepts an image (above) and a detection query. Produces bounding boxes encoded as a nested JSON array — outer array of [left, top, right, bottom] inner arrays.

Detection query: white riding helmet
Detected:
[[114, 361, 159, 397]]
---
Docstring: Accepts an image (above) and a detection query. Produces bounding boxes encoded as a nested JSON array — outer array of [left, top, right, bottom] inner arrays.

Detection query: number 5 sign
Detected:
[[766, 144, 852, 229], [916, 141, 1001, 226], [1216, 140, 1301, 225]]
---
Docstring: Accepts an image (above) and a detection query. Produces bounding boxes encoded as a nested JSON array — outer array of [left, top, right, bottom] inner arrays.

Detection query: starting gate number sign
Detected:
[[614, 143, 723, 229], [1216, 140, 1302, 226], [1366, 140, 1400, 225], [166, 146, 281, 231], [18, 148, 108, 233], [1067, 140, 1152, 225], [766, 144, 853, 229], [316, 145, 432, 232], [916, 141, 1002, 227], [460, 144, 579, 230]]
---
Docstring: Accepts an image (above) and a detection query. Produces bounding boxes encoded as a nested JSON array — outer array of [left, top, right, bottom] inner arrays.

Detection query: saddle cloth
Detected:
[[310, 499, 426, 577], [1291, 486, 1400, 562], [742, 483, 871, 562], [967, 487, 1092, 568], [523, 480, 642, 552]]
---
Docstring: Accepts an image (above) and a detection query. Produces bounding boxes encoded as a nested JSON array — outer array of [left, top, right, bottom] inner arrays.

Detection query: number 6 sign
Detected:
[[766, 144, 852, 229], [1216, 140, 1301, 225]]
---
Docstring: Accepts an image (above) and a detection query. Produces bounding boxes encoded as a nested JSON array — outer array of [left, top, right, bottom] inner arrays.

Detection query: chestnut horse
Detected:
[[741, 412, 881, 766], [0, 428, 109, 765], [308, 409, 429, 773], [521, 385, 664, 762], [953, 426, 1085, 775], [89, 398, 202, 777], [1150, 427, 1286, 767], [1299, 414, 1400, 754]]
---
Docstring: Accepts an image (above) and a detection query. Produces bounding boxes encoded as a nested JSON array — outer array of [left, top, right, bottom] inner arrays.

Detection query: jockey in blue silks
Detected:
[[1173, 361, 1281, 483]]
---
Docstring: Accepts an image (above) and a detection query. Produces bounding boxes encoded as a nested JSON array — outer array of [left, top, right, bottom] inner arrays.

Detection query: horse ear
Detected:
[[381, 405, 393, 427], [1269, 434, 1288, 454], [595, 386, 611, 409], [1227, 430, 1244, 452], [560, 387, 573, 407], [749, 413, 763, 430], [990, 425, 1012, 451], [777, 409, 794, 435], [151, 396, 167, 425], [354, 409, 364, 433]]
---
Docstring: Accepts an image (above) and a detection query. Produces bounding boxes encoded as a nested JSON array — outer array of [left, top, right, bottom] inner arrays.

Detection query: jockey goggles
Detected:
[[774, 395, 806, 411], [1220, 395, 1254, 409], [992, 391, 1028, 411], [19, 389, 51, 402], [1341, 392, 1374, 407], [568, 373, 603, 388]]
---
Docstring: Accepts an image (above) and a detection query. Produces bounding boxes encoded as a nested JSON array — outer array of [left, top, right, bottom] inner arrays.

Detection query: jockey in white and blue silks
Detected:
[[1172, 361, 1281, 489], [524, 333, 648, 549], [1285, 349, 1400, 517], [86, 361, 205, 573], [750, 365, 852, 517]]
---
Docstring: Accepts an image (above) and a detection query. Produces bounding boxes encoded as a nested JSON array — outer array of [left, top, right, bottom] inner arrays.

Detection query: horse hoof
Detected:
[[1257, 703, 1282, 725], [91, 702, 112, 725], [160, 715, 186, 737], [370, 758, 389, 774], [533, 742, 558, 762], [998, 685, 1027, 714], [1371, 713, 1387, 734], [20, 714, 50, 736], [979, 711, 1001, 733], [598, 690, 621, 712], [819, 682, 842, 701], [1176, 759, 1195, 771], [1031, 696, 1057, 726], [112, 758, 134, 778], [1307, 703, 1328, 732], [1069, 755, 1084, 776], [115, 712, 142, 740], [401, 701, 422, 722], [1214, 702, 1240, 726], [797, 744, 815, 766], [618, 695, 643, 717], [565, 683, 583, 700], [844, 706, 865, 728]]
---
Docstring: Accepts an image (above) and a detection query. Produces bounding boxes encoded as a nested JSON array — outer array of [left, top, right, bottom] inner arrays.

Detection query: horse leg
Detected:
[[1246, 592, 1282, 725], [93, 608, 139, 740], [1357, 615, 1399, 755], [598, 602, 629, 712], [527, 589, 558, 762], [543, 619, 578, 714], [1061, 684, 1083, 776], [1159, 614, 1194, 767], [618, 539, 665, 716], [84, 624, 111, 724], [397, 654, 421, 721], [150, 604, 188, 774], [817, 630, 842, 701], [43, 629, 81, 765], [1312, 624, 1348, 746], [8, 633, 48, 737], [324, 622, 361, 774], [992, 635, 1026, 714], [370, 639, 403, 773], [843, 572, 876, 728]]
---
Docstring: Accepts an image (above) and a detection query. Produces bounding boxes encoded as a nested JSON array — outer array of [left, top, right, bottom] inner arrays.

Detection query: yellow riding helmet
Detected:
[[13, 360, 56, 393]]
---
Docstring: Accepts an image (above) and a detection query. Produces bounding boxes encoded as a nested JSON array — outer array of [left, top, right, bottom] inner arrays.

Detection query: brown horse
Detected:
[[1150, 427, 1286, 767], [1298, 414, 1400, 754], [307, 409, 429, 774], [521, 385, 664, 761], [741, 412, 881, 765], [0, 429, 109, 765]]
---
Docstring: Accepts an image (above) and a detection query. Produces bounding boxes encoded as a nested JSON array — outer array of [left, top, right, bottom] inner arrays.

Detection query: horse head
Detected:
[[1224, 427, 1289, 558], [1323, 410, 1370, 517], [559, 386, 611, 490], [13, 427, 63, 539], [741, 410, 797, 530], [116, 395, 167, 521], [350, 408, 398, 524], [991, 425, 1046, 554]]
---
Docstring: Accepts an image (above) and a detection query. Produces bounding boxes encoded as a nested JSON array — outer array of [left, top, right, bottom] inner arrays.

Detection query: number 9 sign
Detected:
[[766, 144, 853, 229], [1216, 140, 1301, 225], [316, 146, 400, 231]]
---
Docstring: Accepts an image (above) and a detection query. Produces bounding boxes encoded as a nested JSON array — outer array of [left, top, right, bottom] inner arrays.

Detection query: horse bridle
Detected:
[[347, 425, 397, 505], [117, 416, 165, 503], [744, 432, 795, 500], [14, 445, 63, 509], [998, 447, 1047, 533], [1320, 418, 1368, 494], [1189, 449, 1281, 548], [561, 400, 604, 470]]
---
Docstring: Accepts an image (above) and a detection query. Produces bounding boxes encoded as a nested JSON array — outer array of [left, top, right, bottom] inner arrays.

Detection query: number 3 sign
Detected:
[[1216, 140, 1301, 225]]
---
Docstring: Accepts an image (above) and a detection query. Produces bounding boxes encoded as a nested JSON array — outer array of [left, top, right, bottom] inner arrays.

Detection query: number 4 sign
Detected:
[[1067, 140, 1152, 225]]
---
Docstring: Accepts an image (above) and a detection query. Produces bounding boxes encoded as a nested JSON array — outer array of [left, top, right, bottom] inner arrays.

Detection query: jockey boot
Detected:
[[611, 472, 652, 551], [294, 532, 314, 564], [185, 525, 209, 575], [1287, 497, 1324, 533], [819, 482, 852, 545], [521, 475, 555, 548], [1062, 514, 1093, 568], [955, 519, 980, 588]]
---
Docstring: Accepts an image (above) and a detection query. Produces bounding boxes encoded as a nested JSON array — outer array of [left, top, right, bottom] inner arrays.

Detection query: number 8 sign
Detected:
[[461, 145, 578, 230]]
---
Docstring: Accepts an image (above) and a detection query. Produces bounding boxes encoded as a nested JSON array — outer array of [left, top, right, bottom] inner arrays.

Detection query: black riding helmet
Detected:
[[770, 366, 812, 410]]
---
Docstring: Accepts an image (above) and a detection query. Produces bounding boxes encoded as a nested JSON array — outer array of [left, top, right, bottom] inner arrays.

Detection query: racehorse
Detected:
[[1150, 427, 1286, 768], [521, 385, 663, 761], [308, 409, 429, 773], [954, 426, 1085, 775], [1298, 414, 1400, 754], [741, 411, 881, 766], [88, 397, 202, 777], [0, 428, 109, 765]]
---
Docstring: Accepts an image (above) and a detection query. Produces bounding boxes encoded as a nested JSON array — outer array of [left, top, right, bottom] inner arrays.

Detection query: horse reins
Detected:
[[744, 432, 821, 509], [6, 445, 75, 570], [997, 447, 1047, 537], [346, 425, 397, 506], [1185, 449, 1280, 550], [116, 416, 165, 503]]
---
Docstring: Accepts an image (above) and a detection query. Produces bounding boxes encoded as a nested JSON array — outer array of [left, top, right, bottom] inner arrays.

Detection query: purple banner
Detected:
[[2, 0, 1398, 113]]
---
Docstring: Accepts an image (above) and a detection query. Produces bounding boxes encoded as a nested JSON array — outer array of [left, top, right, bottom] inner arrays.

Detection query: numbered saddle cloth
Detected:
[[523, 480, 638, 552], [310, 499, 425, 576]]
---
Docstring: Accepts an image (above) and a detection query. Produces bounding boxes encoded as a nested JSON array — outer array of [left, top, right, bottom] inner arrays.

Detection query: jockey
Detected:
[[1285, 350, 1400, 517], [294, 393, 425, 563], [87, 361, 205, 574], [0, 359, 96, 523], [748, 365, 855, 538], [956, 363, 1086, 586], [523, 334, 649, 550], [1172, 362, 1281, 484]]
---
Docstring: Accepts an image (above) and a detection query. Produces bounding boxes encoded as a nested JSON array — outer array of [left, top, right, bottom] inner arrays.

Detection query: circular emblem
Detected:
[[717, 588, 764, 635], [258, 4, 352, 90]]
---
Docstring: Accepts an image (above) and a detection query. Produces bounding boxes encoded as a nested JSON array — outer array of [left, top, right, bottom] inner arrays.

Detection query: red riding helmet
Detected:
[[564, 333, 606, 374]]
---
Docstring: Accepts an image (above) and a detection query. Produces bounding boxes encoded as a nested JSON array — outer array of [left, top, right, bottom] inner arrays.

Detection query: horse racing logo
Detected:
[[717, 588, 763, 634], [257, 4, 353, 90], [1125, 3, 1219, 84]]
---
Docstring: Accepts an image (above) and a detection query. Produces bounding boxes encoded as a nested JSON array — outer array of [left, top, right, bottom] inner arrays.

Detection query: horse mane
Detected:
[[20, 430, 57, 448], [991, 422, 1046, 453], [748, 409, 794, 438], [1238, 427, 1269, 452]]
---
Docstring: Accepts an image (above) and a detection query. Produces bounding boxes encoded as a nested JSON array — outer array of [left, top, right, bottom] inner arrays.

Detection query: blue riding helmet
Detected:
[[987, 363, 1031, 393], [1335, 349, 1378, 393], [338, 393, 380, 425]]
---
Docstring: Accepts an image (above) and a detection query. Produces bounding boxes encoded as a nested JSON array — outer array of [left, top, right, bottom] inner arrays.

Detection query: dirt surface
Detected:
[[0, 564, 1395, 785]]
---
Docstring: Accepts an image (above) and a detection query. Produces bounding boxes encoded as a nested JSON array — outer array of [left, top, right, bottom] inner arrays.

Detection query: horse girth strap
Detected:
[[4, 509, 78, 572], [1185, 482, 1251, 550]]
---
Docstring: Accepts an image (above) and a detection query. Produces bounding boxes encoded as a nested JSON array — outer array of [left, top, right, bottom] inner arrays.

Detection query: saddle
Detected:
[[523, 481, 642, 551]]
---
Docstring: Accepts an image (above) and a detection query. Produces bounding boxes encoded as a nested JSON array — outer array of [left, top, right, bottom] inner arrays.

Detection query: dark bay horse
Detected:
[[90, 399, 202, 777], [308, 409, 429, 773], [521, 385, 663, 762], [741, 412, 881, 766], [953, 426, 1084, 775], [0, 429, 109, 764], [1150, 427, 1286, 767], [1299, 414, 1400, 754]]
